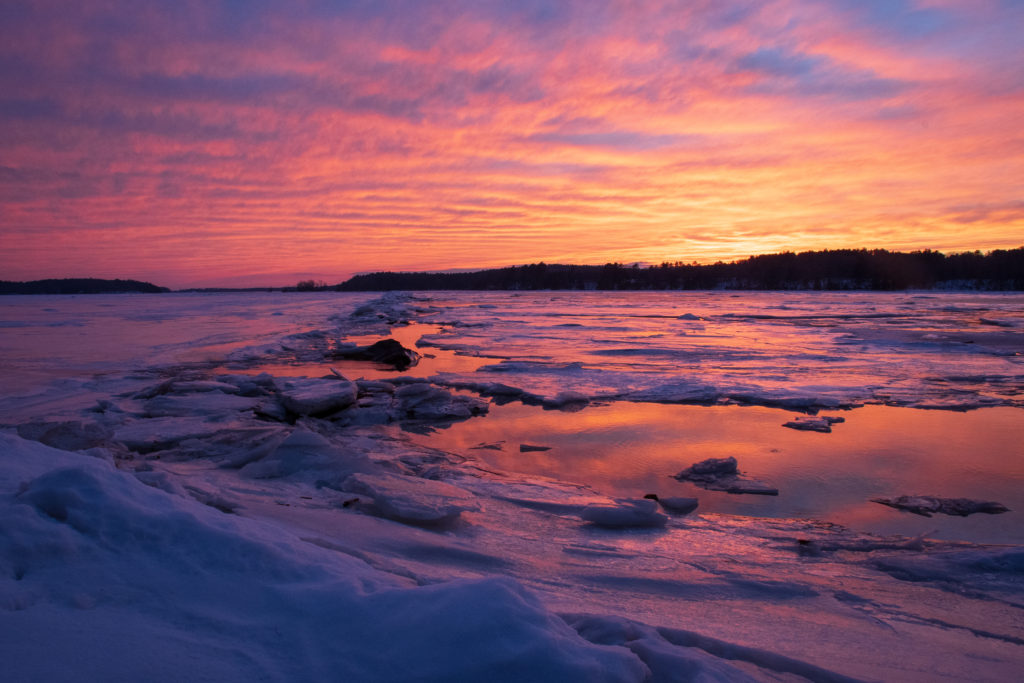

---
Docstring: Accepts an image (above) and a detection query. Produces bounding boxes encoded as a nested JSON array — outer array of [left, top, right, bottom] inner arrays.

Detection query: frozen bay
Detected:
[[2, 290, 1023, 681]]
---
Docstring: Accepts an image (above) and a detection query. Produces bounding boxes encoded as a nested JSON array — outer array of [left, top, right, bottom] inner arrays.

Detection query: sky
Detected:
[[1, 0, 1022, 288]]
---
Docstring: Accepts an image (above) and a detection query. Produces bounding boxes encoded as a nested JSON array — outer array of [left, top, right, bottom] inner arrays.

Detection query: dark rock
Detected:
[[519, 444, 552, 452], [674, 456, 778, 495], [330, 338, 420, 371]]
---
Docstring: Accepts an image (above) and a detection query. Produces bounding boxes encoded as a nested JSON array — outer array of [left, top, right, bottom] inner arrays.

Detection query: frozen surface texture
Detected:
[[1, 291, 1023, 681]]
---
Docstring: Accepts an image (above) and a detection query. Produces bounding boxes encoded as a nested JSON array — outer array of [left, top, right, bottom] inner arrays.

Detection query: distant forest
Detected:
[[338, 248, 1024, 292], [0, 278, 168, 294]]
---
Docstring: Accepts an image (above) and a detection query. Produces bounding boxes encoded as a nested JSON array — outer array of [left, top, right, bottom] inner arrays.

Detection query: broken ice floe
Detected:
[[393, 382, 488, 422], [674, 457, 778, 495], [16, 419, 114, 452], [340, 471, 480, 525], [279, 378, 358, 416], [871, 495, 1010, 518], [782, 415, 845, 433]]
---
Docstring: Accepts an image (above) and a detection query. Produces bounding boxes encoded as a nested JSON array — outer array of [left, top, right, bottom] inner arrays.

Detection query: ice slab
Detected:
[[279, 378, 358, 416], [341, 471, 480, 525]]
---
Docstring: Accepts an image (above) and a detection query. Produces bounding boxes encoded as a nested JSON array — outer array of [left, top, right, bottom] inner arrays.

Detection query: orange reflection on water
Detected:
[[413, 402, 1024, 544]]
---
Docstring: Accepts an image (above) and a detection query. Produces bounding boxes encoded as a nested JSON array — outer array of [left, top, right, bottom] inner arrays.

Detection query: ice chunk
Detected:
[[239, 428, 370, 479], [580, 499, 668, 528], [395, 382, 488, 421], [543, 391, 590, 411], [16, 420, 113, 451], [341, 471, 480, 525], [279, 378, 358, 416], [167, 380, 241, 394], [144, 392, 260, 417], [782, 415, 845, 433], [114, 416, 239, 452], [871, 495, 1010, 518], [674, 457, 778, 495]]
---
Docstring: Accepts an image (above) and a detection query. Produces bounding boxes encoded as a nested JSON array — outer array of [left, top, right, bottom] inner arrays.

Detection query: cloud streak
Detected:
[[0, 0, 1022, 287]]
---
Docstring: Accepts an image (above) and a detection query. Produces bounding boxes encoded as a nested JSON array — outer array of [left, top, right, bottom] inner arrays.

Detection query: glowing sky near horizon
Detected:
[[1, 0, 1022, 288]]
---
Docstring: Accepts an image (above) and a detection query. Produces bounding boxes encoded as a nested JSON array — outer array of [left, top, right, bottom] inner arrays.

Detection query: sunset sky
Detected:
[[1, 0, 1022, 288]]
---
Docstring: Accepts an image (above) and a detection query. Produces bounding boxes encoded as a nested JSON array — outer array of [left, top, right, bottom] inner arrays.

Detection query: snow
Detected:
[[1, 290, 1023, 681], [0, 433, 645, 682], [580, 499, 669, 528]]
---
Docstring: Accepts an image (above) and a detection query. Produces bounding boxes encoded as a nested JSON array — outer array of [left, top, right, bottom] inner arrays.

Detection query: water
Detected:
[[2, 289, 1022, 543]]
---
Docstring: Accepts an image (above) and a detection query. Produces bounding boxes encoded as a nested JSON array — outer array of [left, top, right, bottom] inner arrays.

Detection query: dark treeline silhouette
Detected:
[[338, 248, 1024, 291], [0, 278, 169, 294]]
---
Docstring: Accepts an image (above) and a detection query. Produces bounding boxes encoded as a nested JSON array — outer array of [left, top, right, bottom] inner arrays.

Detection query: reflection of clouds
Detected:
[[1, 1, 1022, 286]]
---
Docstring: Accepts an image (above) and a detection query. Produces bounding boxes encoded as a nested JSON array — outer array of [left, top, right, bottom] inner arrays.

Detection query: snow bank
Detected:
[[0, 433, 647, 682]]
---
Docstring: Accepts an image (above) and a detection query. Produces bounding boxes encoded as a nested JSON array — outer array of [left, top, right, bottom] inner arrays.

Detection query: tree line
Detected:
[[337, 248, 1024, 291], [0, 278, 169, 294]]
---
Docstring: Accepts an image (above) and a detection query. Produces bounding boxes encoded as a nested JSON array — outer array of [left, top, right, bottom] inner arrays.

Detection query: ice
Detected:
[[393, 382, 489, 422], [278, 378, 358, 416], [143, 392, 261, 417], [871, 495, 1010, 517], [340, 471, 480, 525], [580, 498, 669, 528], [2, 290, 1023, 680], [674, 457, 779, 495], [238, 428, 371, 480], [113, 416, 245, 452], [644, 494, 700, 515], [16, 419, 113, 451], [782, 415, 845, 433], [0, 434, 645, 682]]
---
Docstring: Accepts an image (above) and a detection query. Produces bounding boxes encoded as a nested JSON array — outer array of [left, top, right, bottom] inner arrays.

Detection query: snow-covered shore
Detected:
[[2, 291, 1022, 681]]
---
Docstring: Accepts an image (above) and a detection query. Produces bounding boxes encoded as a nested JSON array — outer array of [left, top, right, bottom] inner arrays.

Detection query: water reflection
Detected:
[[411, 401, 1024, 544]]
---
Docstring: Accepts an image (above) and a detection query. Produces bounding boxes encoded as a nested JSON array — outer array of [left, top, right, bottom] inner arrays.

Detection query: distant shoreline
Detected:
[[5, 247, 1022, 293], [0, 278, 169, 295]]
